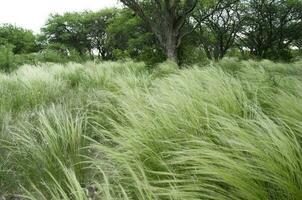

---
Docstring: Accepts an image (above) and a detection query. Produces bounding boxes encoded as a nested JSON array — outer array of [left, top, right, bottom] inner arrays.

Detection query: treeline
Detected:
[[0, 0, 302, 71]]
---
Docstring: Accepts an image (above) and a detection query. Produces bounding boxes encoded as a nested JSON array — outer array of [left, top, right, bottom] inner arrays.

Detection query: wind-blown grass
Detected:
[[0, 59, 302, 199]]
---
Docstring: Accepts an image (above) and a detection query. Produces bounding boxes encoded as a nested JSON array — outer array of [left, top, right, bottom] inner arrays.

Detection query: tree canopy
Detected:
[[120, 0, 198, 62], [0, 24, 37, 54], [1, 0, 302, 69]]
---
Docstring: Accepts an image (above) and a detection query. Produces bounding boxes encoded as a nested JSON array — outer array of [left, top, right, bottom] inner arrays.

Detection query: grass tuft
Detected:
[[1, 60, 302, 199]]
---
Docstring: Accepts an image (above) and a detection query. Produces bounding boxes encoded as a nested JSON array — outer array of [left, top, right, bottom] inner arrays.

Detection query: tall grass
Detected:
[[0, 59, 302, 199]]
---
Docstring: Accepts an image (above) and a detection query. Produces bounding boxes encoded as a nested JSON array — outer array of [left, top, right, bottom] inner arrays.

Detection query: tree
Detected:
[[0, 44, 15, 72], [194, 0, 244, 60], [120, 0, 197, 62], [106, 9, 165, 64], [83, 9, 117, 60], [240, 0, 302, 60], [0, 24, 37, 54], [40, 14, 81, 61], [41, 10, 116, 59], [41, 12, 90, 55]]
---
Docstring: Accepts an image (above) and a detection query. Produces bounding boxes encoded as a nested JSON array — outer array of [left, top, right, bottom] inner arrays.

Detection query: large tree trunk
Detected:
[[166, 46, 178, 62], [120, 0, 198, 65], [165, 36, 178, 62], [162, 18, 179, 63]]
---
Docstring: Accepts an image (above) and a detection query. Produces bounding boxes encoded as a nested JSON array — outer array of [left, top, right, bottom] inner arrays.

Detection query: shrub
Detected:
[[0, 45, 16, 72]]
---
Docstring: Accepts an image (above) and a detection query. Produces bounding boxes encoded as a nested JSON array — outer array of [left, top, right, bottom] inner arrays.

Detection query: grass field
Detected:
[[1, 59, 302, 199]]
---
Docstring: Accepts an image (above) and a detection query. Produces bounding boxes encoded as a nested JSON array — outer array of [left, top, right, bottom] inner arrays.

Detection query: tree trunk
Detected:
[[165, 44, 178, 62], [163, 21, 178, 63]]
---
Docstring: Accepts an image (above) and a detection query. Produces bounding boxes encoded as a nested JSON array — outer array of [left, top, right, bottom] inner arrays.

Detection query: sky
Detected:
[[0, 0, 119, 33]]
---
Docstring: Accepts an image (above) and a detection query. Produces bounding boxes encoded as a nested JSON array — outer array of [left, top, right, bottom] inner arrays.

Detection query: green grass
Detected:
[[0, 59, 302, 199]]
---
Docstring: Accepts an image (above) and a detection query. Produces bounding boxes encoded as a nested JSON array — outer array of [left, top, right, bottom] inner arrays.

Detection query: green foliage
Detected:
[[1, 60, 302, 199], [1, 0, 302, 68], [120, 0, 198, 61], [39, 9, 165, 65], [41, 9, 117, 59], [0, 24, 37, 54], [106, 9, 165, 65], [1, 0, 302, 67], [178, 44, 210, 65], [193, 0, 245, 61], [242, 0, 302, 61], [41, 12, 90, 55], [38, 49, 69, 63], [0, 45, 16, 72]]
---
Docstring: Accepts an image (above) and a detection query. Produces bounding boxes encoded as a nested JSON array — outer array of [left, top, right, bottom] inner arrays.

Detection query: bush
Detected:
[[0, 45, 16, 72], [178, 45, 210, 66], [36, 49, 69, 63]]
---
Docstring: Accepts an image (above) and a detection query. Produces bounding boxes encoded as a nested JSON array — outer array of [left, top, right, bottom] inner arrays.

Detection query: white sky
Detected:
[[0, 0, 119, 33]]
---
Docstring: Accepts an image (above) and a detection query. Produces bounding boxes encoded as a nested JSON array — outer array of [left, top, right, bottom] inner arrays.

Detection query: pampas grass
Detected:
[[1, 59, 302, 199]]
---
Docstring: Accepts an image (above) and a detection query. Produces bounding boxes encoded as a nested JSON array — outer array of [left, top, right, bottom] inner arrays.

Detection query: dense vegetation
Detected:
[[0, 59, 302, 199], [1, 0, 302, 199], [1, 0, 302, 71]]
